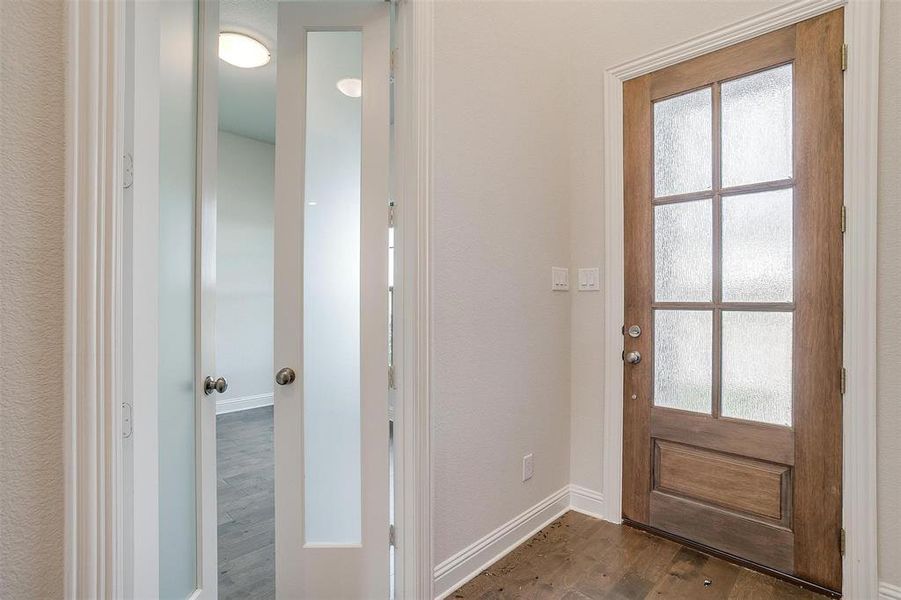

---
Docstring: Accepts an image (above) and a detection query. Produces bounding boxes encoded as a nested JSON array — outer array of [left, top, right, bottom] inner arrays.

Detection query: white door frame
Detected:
[[392, 1, 435, 598], [64, 0, 129, 597], [64, 0, 436, 598], [600, 0, 880, 598]]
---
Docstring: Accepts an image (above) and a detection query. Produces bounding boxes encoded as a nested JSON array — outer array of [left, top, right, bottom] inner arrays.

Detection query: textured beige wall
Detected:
[[877, 0, 901, 589], [0, 1, 67, 598], [431, 1, 574, 565]]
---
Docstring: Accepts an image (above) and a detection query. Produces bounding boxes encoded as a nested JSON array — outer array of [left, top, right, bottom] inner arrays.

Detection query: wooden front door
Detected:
[[622, 10, 844, 594]]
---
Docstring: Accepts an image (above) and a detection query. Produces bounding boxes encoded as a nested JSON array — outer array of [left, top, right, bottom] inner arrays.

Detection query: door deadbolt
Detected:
[[627, 325, 641, 338], [275, 367, 296, 386]]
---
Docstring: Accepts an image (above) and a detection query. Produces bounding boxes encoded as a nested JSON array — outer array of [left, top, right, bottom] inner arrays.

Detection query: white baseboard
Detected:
[[215, 393, 273, 415], [432, 486, 571, 599], [881, 582, 901, 600], [568, 484, 606, 519], [432, 485, 605, 599]]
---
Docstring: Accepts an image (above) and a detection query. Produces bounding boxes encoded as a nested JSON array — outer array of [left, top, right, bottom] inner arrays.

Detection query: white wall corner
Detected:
[[569, 485, 605, 520], [215, 393, 274, 415], [431, 487, 571, 600]]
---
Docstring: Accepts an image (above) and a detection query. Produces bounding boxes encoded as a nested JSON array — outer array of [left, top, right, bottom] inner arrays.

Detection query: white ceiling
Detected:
[[218, 0, 278, 144]]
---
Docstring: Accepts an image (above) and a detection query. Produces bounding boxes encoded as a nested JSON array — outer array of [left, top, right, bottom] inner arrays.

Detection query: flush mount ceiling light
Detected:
[[336, 78, 362, 98], [219, 32, 270, 69]]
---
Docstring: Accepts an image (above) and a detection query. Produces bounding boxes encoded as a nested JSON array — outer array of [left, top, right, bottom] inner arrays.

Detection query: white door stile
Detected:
[[194, 0, 219, 598], [274, 2, 390, 597]]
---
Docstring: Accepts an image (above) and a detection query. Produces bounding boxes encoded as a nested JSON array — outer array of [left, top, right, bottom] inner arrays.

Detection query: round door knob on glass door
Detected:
[[275, 367, 296, 386], [624, 351, 641, 365], [204, 376, 228, 395]]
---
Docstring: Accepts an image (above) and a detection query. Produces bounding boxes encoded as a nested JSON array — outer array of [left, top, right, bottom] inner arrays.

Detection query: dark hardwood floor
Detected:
[[217, 405, 275, 600], [451, 511, 827, 600]]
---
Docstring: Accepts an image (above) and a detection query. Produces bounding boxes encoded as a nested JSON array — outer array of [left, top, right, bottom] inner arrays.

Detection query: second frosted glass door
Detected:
[[273, 3, 390, 598]]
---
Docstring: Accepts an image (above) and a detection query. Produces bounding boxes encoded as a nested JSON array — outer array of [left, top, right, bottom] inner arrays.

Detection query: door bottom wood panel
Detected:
[[649, 491, 794, 573], [623, 518, 840, 599]]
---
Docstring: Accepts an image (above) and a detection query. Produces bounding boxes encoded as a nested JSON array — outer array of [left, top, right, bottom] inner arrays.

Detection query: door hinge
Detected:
[[123, 153, 134, 189], [841, 367, 847, 395], [841, 206, 847, 233], [122, 402, 133, 438], [389, 523, 396, 547], [841, 43, 848, 72], [840, 528, 846, 556], [388, 202, 396, 227]]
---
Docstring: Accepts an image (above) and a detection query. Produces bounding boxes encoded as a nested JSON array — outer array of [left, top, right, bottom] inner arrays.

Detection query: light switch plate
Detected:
[[578, 267, 600, 291], [552, 267, 569, 291]]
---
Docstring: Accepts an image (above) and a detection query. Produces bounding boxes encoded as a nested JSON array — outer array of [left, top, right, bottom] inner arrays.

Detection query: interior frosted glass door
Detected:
[[273, 4, 389, 597], [158, 0, 198, 597]]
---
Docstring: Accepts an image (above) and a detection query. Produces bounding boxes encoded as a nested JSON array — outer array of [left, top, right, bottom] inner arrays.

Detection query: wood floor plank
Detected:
[[452, 512, 829, 600], [217, 406, 274, 600]]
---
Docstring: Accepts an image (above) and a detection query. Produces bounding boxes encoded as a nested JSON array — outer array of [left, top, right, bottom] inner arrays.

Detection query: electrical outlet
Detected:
[[522, 453, 534, 482]]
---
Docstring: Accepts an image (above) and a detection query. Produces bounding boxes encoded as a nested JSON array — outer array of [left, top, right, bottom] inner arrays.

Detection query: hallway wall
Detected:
[[0, 1, 67, 598], [430, 0, 783, 570], [431, 1, 574, 566], [215, 130, 275, 413]]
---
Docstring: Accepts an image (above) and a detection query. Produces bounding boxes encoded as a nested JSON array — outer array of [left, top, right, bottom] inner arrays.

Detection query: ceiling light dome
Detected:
[[336, 78, 362, 98], [219, 32, 270, 69]]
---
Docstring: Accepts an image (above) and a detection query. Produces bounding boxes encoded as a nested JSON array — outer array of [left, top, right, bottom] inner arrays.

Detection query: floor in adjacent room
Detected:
[[217, 405, 275, 600], [450, 511, 827, 600]]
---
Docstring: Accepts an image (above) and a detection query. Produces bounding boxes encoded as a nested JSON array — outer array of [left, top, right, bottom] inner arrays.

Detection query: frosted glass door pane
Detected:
[[654, 88, 712, 197], [303, 31, 363, 545], [722, 65, 793, 187], [655, 200, 712, 302], [158, 0, 197, 597], [722, 189, 793, 302], [722, 311, 793, 426], [654, 310, 713, 414]]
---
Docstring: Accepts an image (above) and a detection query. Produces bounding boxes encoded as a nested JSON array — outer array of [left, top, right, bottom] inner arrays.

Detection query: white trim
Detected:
[[394, 1, 435, 599], [608, 0, 845, 81], [600, 0, 880, 597], [881, 582, 901, 600], [432, 487, 571, 600], [65, 0, 128, 598], [215, 393, 274, 415], [841, 3, 881, 600], [569, 485, 606, 520]]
